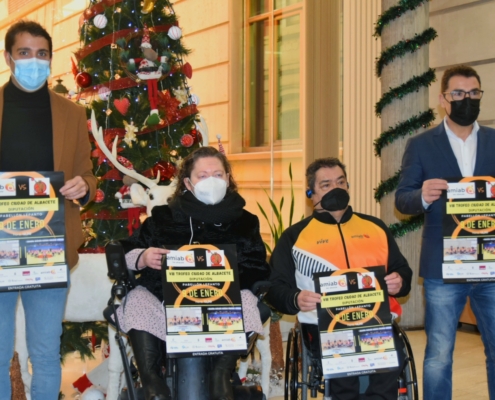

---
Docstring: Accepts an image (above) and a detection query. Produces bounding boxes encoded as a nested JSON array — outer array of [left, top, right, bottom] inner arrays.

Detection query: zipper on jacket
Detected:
[[337, 223, 351, 269]]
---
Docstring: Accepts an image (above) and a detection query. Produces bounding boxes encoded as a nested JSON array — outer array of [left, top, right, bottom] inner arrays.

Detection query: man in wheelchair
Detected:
[[265, 158, 413, 400]]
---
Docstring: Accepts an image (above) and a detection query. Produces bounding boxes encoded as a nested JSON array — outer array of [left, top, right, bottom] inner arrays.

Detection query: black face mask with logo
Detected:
[[319, 188, 350, 212], [447, 97, 480, 127]]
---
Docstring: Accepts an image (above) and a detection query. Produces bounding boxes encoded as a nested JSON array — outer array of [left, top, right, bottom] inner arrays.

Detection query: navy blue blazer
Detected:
[[395, 122, 495, 279]]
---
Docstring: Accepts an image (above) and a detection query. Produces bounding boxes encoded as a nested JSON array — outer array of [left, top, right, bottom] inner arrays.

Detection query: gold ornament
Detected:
[[141, 0, 156, 14], [82, 220, 97, 247], [123, 120, 138, 147]]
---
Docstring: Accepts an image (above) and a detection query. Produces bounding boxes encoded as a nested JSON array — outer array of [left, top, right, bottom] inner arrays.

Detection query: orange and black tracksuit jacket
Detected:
[[266, 207, 412, 324]]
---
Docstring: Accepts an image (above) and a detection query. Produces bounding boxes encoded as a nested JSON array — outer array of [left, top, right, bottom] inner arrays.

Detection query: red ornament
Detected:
[[182, 62, 193, 79], [87, 119, 96, 132], [76, 72, 92, 88], [144, 161, 176, 182], [190, 128, 202, 144], [117, 156, 134, 170], [180, 134, 194, 148], [95, 189, 105, 203], [83, 8, 95, 20], [114, 98, 130, 115]]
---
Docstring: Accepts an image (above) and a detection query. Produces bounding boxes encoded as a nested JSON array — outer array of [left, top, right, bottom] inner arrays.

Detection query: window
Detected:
[[54, 0, 87, 20], [245, 0, 303, 149]]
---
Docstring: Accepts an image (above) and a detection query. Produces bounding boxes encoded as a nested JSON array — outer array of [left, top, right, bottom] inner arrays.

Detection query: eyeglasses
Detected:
[[443, 89, 484, 101]]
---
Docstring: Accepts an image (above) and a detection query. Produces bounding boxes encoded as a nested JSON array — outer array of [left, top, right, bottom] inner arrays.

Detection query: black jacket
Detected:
[[120, 192, 270, 301]]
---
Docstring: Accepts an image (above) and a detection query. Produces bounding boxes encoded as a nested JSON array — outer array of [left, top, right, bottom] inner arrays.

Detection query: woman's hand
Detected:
[[139, 247, 170, 270]]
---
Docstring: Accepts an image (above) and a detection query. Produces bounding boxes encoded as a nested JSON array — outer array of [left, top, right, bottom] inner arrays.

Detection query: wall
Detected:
[[342, 0, 381, 217]]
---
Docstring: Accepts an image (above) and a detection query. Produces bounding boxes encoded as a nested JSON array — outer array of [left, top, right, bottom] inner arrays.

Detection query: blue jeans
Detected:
[[423, 279, 495, 400], [0, 282, 69, 400]]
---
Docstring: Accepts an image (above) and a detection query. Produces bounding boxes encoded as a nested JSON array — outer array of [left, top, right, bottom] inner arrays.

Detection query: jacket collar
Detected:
[[312, 206, 353, 224]]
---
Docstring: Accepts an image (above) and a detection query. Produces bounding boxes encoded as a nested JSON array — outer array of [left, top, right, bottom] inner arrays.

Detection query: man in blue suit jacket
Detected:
[[396, 65, 495, 400]]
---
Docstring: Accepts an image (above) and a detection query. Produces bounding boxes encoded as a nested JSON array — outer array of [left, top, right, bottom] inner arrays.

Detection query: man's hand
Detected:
[[422, 178, 448, 205], [384, 272, 403, 296], [139, 247, 170, 270], [60, 176, 89, 201], [297, 290, 321, 311]]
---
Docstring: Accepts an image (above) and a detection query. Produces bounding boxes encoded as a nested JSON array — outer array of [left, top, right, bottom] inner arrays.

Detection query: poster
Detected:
[[0, 171, 67, 291], [162, 244, 247, 358], [314, 266, 399, 378], [442, 176, 495, 282]]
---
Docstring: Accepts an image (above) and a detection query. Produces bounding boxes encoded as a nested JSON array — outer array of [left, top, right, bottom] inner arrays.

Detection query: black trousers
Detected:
[[300, 323, 403, 400]]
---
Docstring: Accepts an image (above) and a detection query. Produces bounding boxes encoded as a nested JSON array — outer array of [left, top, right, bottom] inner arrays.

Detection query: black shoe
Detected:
[[128, 329, 171, 400], [210, 354, 239, 400]]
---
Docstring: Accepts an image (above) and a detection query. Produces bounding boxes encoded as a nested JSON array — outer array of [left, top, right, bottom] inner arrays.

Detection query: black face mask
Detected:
[[447, 97, 480, 127], [319, 188, 350, 212]]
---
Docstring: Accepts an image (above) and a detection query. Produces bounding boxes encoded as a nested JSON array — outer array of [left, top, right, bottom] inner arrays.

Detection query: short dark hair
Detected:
[[306, 157, 347, 192], [441, 65, 481, 93], [171, 146, 238, 200], [5, 20, 52, 56]]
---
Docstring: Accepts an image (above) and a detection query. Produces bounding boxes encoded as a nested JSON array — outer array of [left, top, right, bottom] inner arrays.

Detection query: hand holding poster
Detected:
[[314, 266, 399, 378], [0, 171, 67, 291], [443, 176, 495, 282], [162, 244, 247, 357]]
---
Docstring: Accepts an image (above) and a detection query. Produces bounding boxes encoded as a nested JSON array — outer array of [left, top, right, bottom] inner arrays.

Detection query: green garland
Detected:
[[389, 214, 424, 238], [374, 170, 401, 202], [374, 0, 435, 238], [376, 28, 437, 77], [375, 68, 436, 116], [374, 109, 435, 156], [374, 0, 429, 37]]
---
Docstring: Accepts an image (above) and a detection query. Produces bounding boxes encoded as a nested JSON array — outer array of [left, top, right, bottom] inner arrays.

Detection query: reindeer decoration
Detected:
[[90, 110, 177, 216]]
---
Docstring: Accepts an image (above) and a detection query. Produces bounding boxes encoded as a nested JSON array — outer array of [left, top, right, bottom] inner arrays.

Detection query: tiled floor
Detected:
[[59, 325, 488, 399]]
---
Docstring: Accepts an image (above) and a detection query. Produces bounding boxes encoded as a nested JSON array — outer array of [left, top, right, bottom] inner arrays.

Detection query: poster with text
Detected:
[[0, 171, 67, 291], [314, 266, 399, 379], [442, 176, 495, 282], [162, 244, 247, 358]]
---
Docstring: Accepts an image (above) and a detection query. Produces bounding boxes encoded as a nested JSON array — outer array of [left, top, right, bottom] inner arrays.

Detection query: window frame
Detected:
[[243, 0, 303, 152]]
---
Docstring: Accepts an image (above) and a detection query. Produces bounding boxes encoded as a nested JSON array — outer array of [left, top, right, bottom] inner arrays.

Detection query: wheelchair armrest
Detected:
[[103, 304, 118, 328], [257, 301, 271, 325], [250, 280, 272, 302]]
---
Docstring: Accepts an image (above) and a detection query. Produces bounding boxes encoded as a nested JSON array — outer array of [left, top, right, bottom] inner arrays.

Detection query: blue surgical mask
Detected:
[[10, 56, 50, 92]]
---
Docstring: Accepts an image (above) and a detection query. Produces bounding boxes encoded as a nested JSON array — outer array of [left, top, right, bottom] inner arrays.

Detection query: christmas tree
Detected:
[[74, 0, 204, 251]]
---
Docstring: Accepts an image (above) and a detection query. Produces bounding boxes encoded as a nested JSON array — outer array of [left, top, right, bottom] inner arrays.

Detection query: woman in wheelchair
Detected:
[[114, 146, 270, 400]]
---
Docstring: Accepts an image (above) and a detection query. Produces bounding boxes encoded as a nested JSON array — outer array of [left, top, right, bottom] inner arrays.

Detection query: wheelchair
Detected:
[[284, 320, 418, 400], [104, 241, 270, 400]]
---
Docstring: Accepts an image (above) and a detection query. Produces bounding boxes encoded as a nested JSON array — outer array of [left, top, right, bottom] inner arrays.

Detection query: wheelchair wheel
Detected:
[[394, 322, 419, 400], [284, 328, 302, 400]]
